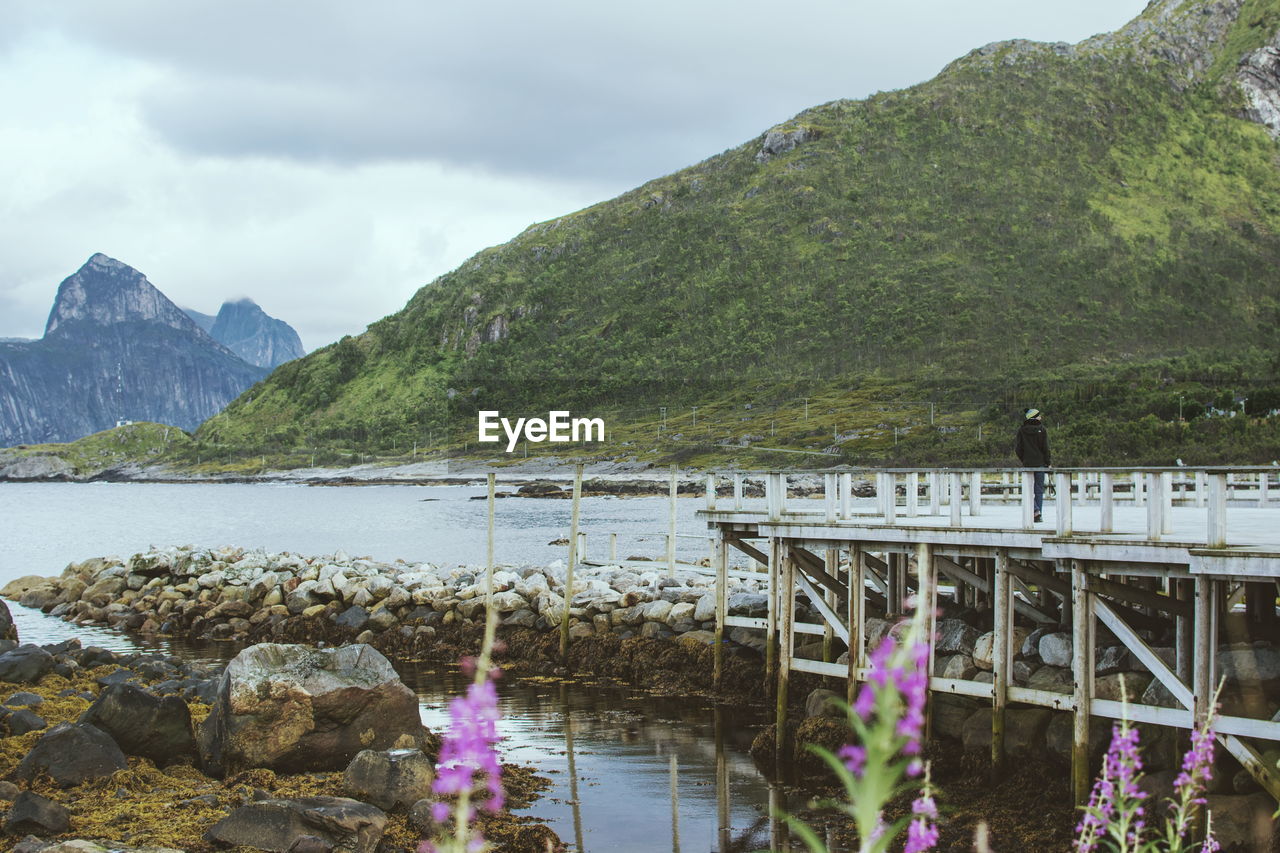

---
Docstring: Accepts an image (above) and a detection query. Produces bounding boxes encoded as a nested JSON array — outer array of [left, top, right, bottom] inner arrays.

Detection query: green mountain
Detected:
[[199, 0, 1280, 467]]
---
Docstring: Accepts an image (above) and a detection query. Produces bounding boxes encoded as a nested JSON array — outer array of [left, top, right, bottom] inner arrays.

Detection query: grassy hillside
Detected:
[[196, 0, 1280, 468]]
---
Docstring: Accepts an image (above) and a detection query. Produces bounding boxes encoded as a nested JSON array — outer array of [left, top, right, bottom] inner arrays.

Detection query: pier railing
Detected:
[[685, 465, 1280, 805]]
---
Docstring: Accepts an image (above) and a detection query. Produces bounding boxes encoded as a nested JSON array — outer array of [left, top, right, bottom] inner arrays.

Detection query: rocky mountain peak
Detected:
[[44, 253, 204, 339], [209, 297, 305, 369]]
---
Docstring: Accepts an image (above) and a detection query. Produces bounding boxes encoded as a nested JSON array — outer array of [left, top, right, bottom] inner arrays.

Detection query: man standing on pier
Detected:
[[1015, 408, 1051, 522]]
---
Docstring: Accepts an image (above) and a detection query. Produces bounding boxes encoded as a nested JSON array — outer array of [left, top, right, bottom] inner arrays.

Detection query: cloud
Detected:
[[0, 0, 1149, 350]]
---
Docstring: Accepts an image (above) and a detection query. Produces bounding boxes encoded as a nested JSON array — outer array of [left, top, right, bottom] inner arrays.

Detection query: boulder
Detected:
[[204, 796, 386, 853], [0, 646, 55, 684], [804, 688, 843, 720], [0, 600, 16, 642], [198, 643, 427, 775], [4, 791, 70, 836], [935, 619, 981, 656], [1201, 793, 1277, 851], [1026, 665, 1074, 694], [78, 683, 196, 765], [342, 748, 434, 811], [1092, 672, 1153, 703], [334, 605, 370, 632], [934, 654, 977, 681], [15, 722, 127, 786], [2, 709, 46, 736], [1038, 633, 1073, 668]]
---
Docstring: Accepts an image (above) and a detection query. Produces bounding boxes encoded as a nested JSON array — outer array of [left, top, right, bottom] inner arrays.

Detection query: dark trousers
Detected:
[[1032, 471, 1046, 515]]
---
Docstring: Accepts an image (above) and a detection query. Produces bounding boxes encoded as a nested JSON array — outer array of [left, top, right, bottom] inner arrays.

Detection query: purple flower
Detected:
[[432, 678, 505, 815], [838, 744, 866, 777], [904, 788, 939, 852]]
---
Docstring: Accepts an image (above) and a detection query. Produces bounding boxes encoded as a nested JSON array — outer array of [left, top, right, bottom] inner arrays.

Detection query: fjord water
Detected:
[[0, 481, 778, 852], [0, 481, 723, 585]]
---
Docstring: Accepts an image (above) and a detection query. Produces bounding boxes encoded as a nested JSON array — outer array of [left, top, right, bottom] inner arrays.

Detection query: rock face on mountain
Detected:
[[0, 254, 268, 445], [184, 301, 305, 368], [208, 299, 305, 369]]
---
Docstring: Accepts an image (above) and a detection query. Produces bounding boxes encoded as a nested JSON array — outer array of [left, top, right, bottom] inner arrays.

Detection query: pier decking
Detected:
[[695, 467, 1280, 803]]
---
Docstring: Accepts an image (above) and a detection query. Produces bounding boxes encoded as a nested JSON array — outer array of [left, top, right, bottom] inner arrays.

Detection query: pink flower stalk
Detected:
[[433, 678, 505, 814], [1075, 721, 1147, 853], [904, 779, 939, 852]]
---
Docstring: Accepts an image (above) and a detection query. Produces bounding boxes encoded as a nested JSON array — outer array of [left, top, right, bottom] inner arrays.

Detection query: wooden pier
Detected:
[[692, 466, 1280, 803]]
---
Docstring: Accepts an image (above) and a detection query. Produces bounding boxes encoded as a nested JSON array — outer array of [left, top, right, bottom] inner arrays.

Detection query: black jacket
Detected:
[[1015, 420, 1051, 467]]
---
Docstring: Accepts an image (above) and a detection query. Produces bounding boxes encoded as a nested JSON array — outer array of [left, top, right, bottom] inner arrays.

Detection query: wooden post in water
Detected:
[[775, 550, 796, 772], [991, 549, 1011, 771], [1070, 560, 1094, 804], [714, 530, 728, 690], [667, 465, 678, 575], [560, 464, 583, 665]]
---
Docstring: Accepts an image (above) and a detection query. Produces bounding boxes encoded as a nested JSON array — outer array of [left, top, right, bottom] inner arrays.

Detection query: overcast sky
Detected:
[[0, 1, 1148, 352]]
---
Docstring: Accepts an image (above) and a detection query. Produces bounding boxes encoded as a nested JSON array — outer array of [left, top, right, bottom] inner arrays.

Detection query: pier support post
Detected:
[[848, 544, 864, 708], [1193, 577, 1215, 726], [1070, 560, 1094, 805], [766, 538, 779, 696], [991, 549, 1012, 772], [714, 529, 727, 690], [917, 542, 937, 741], [775, 551, 796, 772]]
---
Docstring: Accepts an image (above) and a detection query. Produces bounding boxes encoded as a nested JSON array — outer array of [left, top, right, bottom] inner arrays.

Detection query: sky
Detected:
[[0, 1, 1149, 352]]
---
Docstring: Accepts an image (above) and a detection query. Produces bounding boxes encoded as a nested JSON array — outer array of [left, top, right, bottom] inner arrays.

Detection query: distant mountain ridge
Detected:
[[0, 254, 268, 445], [186, 0, 1280, 460]]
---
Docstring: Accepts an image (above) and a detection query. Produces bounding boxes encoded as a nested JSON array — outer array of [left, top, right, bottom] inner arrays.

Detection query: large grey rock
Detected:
[[1092, 672, 1153, 703], [804, 689, 843, 720], [934, 654, 978, 681], [15, 722, 127, 786], [1217, 646, 1280, 684], [4, 790, 70, 836], [204, 796, 386, 853], [1026, 665, 1074, 694], [1201, 793, 1277, 851], [0, 600, 16, 642], [197, 643, 427, 776], [78, 683, 196, 765], [726, 592, 768, 617], [0, 646, 54, 684], [342, 748, 434, 811], [935, 619, 981, 656], [1038, 633, 1073, 668]]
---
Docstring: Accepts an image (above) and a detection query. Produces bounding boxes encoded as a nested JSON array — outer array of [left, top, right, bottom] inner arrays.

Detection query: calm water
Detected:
[[0, 481, 749, 583], [0, 482, 782, 853]]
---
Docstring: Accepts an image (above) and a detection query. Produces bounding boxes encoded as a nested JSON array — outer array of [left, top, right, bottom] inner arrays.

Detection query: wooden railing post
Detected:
[[1207, 473, 1227, 547], [1055, 471, 1073, 536], [1100, 471, 1115, 533]]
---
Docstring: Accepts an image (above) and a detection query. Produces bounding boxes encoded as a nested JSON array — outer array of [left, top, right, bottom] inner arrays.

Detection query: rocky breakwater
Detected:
[[0, 615, 555, 851], [3, 546, 789, 659]]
